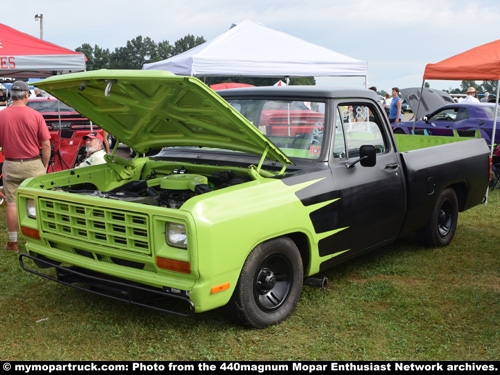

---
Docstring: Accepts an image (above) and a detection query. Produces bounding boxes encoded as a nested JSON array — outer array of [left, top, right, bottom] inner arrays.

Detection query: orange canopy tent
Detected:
[[421, 39, 500, 203], [416, 39, 500, 156], [423, 39, 500, 81]]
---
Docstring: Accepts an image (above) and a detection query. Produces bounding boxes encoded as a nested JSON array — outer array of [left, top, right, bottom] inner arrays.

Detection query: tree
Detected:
[[75, 35, 205, 71], [155, 40, 173, 62], [76, 44, 111, 71], [460, 80, 478, 92], [171, 35, 206, 56], [479, 80, 498, 94], [109, 36, 159, 69]]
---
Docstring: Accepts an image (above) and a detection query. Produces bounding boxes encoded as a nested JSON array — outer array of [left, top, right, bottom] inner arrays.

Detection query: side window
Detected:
[[431, 108, 457, 121], [455, 107, 469, 121], [334, 103, 388, 159]]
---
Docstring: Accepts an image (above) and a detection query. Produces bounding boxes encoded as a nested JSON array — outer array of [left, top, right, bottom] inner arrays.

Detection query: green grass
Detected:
[[0, 190, 499, 361]]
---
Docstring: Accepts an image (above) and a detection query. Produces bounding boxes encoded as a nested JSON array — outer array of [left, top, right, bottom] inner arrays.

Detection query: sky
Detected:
[[1, 0, 499, 93]]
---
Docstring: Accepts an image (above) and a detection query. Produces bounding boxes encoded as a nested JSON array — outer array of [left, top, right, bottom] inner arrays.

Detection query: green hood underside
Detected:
[[36, 69, 291, 165]]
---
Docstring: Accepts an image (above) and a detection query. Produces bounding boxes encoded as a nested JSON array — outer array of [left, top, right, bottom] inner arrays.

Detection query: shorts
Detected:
[[3, 159, 46, 203]]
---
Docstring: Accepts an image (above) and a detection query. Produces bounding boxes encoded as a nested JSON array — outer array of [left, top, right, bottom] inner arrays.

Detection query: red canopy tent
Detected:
[[0, 23, 86, 78]]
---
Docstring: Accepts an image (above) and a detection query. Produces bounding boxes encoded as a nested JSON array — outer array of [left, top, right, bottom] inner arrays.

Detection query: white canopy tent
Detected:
[[143, 20, 368, 85]]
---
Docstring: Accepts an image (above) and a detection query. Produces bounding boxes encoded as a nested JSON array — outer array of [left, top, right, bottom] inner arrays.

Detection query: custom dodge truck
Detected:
[[18, 70, 490, 329]]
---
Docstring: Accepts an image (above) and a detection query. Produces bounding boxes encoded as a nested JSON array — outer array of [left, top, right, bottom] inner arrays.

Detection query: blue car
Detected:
[[392, 102, 500, 146]]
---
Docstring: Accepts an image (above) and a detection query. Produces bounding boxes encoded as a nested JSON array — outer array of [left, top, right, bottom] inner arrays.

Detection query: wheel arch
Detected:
[[449, 181, 469, 212], [284, 231, 311, 275]]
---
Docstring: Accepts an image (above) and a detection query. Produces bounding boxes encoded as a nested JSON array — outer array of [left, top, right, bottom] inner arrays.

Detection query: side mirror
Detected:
[[346, 145, 377, 169], [359, 145, 377, 167]]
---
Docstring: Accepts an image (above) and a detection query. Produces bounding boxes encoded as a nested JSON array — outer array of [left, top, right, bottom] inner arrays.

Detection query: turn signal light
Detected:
[[210, 282, 230, 294], [156, 256, 191, 274], [21, 226, 40, 240]]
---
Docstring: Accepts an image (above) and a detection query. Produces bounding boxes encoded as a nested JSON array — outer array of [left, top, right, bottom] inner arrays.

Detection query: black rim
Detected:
[[438, 199, 453, 237], [253, 253, 293, 311]]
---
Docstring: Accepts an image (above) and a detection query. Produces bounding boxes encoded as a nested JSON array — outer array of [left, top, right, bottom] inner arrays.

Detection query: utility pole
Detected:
[[34, 14, 43, 40]]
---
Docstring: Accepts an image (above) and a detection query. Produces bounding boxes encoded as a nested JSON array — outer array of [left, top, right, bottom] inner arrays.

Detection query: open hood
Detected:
[[400, 87, 455, 119], [36, 69, 292, 165]]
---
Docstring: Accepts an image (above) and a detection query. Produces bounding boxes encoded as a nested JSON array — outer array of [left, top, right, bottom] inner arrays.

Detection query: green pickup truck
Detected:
[[18, 70, 490, 328]]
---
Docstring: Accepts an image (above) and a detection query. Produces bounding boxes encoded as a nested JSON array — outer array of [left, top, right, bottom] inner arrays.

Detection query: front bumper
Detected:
[[19, 253, 195, 316]]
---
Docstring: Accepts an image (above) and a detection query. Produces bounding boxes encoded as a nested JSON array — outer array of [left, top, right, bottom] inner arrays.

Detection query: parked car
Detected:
[[391, 102, 500, 145], [211, 84, 324, 136], [257, 100, 324, 136], [26, 96, 106, 171], [401, 100, 412, 113]]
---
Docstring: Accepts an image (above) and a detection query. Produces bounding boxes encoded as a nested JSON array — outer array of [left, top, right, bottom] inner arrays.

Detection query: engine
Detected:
[[62, 169, 249, 209]]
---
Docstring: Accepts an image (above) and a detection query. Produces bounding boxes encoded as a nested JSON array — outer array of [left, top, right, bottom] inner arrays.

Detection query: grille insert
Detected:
[[40, 198, 150, 254]]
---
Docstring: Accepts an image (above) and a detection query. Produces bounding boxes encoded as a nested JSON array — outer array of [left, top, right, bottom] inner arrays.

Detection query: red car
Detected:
[[26, 97, 105, 171], [259, 100, 324, 136]]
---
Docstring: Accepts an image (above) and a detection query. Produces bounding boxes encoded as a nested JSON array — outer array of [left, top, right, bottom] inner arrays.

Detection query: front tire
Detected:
[[229, 237, 303, 329], [416, 188, 458, 247]]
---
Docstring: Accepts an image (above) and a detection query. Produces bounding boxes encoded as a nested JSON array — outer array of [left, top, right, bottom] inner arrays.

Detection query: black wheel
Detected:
[[393, 128, 405, 134], [416, 188, 458, 247], [229, 237, 303, 329]]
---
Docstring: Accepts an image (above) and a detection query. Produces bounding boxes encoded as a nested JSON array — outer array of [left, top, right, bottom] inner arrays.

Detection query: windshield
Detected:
[[482, 105, 500, 119], [226, 99, 326, 160]]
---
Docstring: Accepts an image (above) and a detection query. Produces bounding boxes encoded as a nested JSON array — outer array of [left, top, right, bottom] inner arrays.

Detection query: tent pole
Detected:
[[484, 80, 500, 205], [412, 80, 425, 133], [490, 81, 500, 157]]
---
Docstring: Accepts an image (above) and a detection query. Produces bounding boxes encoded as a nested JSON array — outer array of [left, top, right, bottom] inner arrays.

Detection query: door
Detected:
[[317, 101, 407, 262]]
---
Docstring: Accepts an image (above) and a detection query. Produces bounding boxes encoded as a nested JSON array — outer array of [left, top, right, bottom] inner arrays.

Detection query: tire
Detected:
[[416, 188, 458, 248], [229, 237, 303, 329], [393, 128, 405, 134]]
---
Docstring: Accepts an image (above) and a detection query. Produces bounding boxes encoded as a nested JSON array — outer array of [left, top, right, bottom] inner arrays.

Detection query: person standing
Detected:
[[480, 91, 489, 102], [75, 132, 107, 168], [462, 87, 480, 103], [383, 93, 392, 117], [389, 87, 402, 123], [0, 81, 50, 252], [0, 88, 8, 106]]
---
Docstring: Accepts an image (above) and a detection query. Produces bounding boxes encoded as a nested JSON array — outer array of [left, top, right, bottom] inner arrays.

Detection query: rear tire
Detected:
[[416, 188, 458, 247], [229, 237, 303, 329]]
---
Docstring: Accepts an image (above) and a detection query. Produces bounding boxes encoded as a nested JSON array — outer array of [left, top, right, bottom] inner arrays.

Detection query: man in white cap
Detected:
[[0, 80, 51, 252], [462, 87, 480, 103], [75, 132, 107, 168]]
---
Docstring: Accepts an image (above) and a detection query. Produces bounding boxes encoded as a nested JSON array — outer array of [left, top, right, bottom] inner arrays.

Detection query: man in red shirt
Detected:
[[0, 81, 51, 252]]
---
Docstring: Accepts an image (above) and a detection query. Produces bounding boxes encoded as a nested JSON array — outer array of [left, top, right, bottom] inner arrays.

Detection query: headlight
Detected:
[[166, 222, 187, 249], [27, 199, 36, 219]]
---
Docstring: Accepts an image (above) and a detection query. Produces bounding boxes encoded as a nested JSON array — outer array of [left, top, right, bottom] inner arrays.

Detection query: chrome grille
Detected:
[[39, 198, 150, 254]]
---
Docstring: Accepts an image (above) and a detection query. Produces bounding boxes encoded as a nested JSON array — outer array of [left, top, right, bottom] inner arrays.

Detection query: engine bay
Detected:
[[60, 167, 251, 208]]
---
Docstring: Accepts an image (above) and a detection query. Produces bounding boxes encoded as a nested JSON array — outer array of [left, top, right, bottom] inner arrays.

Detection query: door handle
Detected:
[[385, 163, 399, 170]]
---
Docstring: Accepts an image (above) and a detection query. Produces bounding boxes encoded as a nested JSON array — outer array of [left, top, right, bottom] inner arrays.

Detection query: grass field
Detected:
[[0, 189, 498, 361]]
